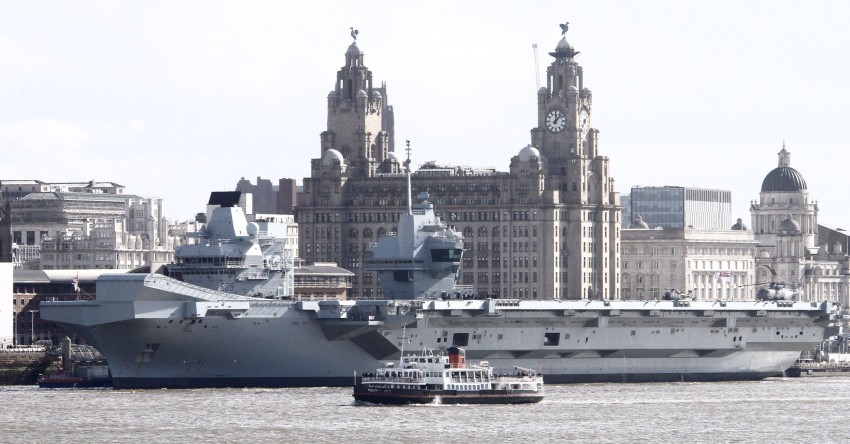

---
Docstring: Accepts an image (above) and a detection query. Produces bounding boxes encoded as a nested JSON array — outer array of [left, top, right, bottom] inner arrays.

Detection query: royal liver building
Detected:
[[296, 25, 621, 300]]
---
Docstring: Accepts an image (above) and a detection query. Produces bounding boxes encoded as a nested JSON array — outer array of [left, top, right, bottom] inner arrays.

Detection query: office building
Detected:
[[626, 186, 732, 230]]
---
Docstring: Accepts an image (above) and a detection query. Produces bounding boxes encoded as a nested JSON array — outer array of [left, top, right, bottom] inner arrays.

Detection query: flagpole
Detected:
[[73, 273, 80, 300]]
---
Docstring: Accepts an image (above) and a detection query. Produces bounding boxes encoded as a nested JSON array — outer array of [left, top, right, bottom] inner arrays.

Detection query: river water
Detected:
[[2, 377, 848, 443]]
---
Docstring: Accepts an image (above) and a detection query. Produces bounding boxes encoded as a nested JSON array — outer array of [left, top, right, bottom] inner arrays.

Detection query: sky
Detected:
[[1, 1, 849, 226]]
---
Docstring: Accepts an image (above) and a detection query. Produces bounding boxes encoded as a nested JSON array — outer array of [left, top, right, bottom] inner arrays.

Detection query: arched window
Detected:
[[349, 228, 359, 238]]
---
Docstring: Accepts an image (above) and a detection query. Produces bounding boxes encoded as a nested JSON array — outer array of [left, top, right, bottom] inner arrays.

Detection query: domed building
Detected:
[[751, 145, 817, 249], [731, 218, 748, 230], [750, 145, 850, 305], [629, 215, 649, 229]]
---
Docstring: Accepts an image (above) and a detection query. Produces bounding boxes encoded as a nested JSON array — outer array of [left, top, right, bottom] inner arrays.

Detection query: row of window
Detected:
[[622, 260, 750, 270], [12, 230, 47, 246], [622, 271, 749, 287], [622, 288, 751, 300], [624, 246, 754, 256]]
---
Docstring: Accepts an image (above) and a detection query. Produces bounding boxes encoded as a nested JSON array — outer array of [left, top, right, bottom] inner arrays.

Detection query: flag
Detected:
[[72, 276, 80, 292]]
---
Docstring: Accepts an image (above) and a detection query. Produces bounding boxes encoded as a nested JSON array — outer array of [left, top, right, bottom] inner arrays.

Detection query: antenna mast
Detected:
[[405, 140, 412, 215], [532, 44, 540, 90]]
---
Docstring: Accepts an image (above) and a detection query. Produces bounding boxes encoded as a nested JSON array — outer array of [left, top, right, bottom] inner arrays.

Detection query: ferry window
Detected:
[[544, 332, 560, 346], [452, 333, 469, 346]]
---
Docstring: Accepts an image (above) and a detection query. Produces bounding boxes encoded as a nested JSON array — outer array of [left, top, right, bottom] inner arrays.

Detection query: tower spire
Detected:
[[778, 141, 791, 167]]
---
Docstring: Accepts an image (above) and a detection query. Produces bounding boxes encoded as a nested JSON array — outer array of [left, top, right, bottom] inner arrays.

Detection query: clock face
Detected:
[[579, 108, 589, 131], [545, 109, 566, 133]]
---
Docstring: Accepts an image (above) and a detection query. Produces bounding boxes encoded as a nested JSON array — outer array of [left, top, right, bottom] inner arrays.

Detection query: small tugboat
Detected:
[[353, 346, 544, 405], [37, 337, 111, 389], [38, 367, 111, 389]]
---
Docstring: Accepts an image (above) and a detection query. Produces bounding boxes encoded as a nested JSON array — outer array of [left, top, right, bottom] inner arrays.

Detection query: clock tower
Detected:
[[531, 25, 603, 200], [319, 34, 395, 179], [529, 23, 620, 300]]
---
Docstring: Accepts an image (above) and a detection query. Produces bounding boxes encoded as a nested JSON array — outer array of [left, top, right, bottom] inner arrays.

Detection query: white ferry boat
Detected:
[[353, 346, 544, 405]]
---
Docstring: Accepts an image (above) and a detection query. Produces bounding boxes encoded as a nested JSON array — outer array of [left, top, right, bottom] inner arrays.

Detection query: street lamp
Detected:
[[29, 310, 38, 345]]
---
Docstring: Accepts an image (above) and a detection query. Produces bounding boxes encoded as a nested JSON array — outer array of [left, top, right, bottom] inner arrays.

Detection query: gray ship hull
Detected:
[[41, 274, 833, 389]]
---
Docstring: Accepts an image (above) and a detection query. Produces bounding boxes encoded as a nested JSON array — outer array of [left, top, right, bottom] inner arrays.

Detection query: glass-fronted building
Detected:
[[626, 186, 732, 230]]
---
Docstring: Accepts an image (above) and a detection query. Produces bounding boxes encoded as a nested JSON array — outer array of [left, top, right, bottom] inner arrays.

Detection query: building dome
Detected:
[[556, 37, 570, 52], [630, 215, 649, 229], [518, 145, 541, 162], [386, 151, 400, 162], [371, 91, 382, 99], [346, 42, 362, 56], [322, 149, 344, 166], [731, 218, 748, 230], [356, 89, 367, 98], [549, 36, 579, 59], [779, 214, 801, 232], [761, 146, 807, 192], [761, 167, 807, 192]]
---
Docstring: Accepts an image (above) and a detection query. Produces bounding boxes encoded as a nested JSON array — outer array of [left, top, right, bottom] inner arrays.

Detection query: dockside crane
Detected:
[[532, 43, 540, 90]]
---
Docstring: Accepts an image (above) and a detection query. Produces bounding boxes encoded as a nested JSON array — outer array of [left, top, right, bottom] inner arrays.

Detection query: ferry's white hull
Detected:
[[41, 274, 833, 388]]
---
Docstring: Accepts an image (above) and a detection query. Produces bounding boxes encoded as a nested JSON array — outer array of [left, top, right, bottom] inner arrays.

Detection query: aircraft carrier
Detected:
[[40, 188, 835, 388]]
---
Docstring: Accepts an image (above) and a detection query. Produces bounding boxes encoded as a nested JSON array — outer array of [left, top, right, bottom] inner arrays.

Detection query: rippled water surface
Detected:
[[3, 377, 850, 443]]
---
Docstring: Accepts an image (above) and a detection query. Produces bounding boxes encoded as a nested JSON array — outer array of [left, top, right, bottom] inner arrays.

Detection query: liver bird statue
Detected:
[[559, 22, 569, 35], [350, 27, 359, 42]]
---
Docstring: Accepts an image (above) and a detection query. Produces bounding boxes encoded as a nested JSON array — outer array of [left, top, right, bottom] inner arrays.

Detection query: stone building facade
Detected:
[[621, 228, 758, 301], [236, 177, 278, 214], [296, 27, 620, 300], [750, 146, 850, 305], [1, 180, 176, 270], [293, 263, 353, 300]]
